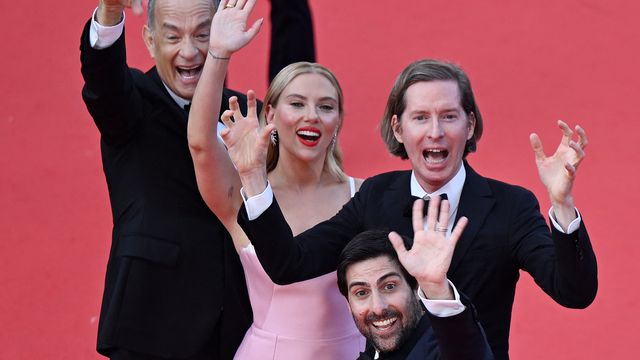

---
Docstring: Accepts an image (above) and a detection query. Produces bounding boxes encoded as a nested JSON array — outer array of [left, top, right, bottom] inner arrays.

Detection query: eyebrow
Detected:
[[408, 107, 460, 114], [285, 94, 338, 102], [376, 272, 402, 286], [347, 272, 403, 291], [161, 20, 211, 32]]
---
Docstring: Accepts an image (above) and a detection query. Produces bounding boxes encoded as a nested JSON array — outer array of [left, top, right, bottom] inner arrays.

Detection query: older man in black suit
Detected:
[[222, 59, 598, 360], [80, 0, 314, 358]]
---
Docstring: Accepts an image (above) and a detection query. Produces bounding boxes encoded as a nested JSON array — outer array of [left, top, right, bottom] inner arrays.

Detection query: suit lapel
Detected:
[[147, 67, 189, 129], [449, 162, 495, 273]]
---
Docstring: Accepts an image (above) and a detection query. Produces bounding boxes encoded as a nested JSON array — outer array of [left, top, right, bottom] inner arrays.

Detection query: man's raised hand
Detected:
[[530, 120, 587, 228], [388, 197, 468, 300], [97, 0, 144, 26]]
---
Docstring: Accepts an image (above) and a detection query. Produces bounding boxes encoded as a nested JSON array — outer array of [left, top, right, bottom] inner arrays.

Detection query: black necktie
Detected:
[[403, 193, 448, 218], [183, 103, 191, 114]]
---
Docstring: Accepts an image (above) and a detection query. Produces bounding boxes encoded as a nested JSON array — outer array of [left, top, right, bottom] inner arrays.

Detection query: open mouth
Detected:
[[371, 317, 398, 331], [296, 127, 321, 146], [422, 149, 449, 164], [176, 65, 203, 81]]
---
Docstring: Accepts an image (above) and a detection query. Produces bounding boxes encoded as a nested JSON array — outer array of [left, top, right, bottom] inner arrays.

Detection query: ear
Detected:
[[391, 115, 404, 143], [142, 25, 155, 59], [467, 112, 476, 140], [265, 104, 275, 124]]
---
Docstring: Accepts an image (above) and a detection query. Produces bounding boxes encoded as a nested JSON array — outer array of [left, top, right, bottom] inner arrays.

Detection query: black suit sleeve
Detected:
[[268, 0, 315, 82], [509, 189, 598, 308], [427, 294, 494, 360], [238, 177, 373, 285], [80, 20, 142, 146]]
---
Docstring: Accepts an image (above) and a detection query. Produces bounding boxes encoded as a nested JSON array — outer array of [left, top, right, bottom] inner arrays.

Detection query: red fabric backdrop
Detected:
[[1, 0, 637, 358]]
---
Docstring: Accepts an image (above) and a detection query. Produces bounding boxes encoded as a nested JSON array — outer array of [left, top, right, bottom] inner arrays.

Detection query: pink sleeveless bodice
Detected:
[[234, 178, 364, 359]]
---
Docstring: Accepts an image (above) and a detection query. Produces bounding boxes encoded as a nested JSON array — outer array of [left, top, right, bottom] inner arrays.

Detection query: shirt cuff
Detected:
[[548, 207, 582, 234], [90, 7, 125, 49], [241, 182, 274, 220], [417, 279, 466, 317]]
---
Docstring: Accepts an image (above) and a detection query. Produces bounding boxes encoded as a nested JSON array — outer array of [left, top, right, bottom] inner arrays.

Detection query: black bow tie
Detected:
[[183, 103, 191, 113], [403, 193, 448, 218]]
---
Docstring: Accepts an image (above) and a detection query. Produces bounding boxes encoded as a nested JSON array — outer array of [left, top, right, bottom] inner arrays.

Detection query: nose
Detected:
[[179, 37, 199, 60], [370, 292, 388, 315], [427, 118, 444, 139], [305, 105, 320, 123]]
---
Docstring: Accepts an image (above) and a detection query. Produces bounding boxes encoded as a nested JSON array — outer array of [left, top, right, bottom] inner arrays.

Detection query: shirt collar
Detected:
[[410, 164, 466, 215], [163, 83, 190, 109]]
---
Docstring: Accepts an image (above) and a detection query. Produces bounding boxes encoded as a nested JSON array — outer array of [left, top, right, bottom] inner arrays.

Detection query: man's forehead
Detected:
[[404, 80, 462, 111], [154, 0, 215, 18]]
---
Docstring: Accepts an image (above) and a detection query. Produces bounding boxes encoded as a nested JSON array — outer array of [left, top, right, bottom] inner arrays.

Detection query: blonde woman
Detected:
[[187, 1, 365, 358]]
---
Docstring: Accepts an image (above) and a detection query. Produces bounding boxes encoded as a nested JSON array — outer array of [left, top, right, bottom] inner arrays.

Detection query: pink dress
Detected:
[[234, 178, 365, 359]]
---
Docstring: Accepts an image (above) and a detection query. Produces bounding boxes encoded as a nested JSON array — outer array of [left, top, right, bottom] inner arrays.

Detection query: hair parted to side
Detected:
[[380, 59, 484, 160], [336, 229, 418, 298], [147, 0, 219, 29], [261, 62, 347, 181]]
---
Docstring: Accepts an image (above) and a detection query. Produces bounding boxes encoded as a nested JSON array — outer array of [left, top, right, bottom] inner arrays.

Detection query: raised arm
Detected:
[[188, 0, 263, 227], [390, 198, 494, 360], [80, 0, 146, 144]]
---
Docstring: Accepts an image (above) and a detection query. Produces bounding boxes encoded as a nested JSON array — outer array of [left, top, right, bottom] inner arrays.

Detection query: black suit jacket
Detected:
[[357, 300, 494, 360], [239, 162, 598, 360], [80, 21, 258, 359]]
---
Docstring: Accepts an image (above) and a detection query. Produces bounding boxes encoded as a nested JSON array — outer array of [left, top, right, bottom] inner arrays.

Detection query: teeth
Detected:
[[423, 149, 447, 164], [297, 130, 320, 138], [372, 317, 397, 328], [177, 66, 202, 78]]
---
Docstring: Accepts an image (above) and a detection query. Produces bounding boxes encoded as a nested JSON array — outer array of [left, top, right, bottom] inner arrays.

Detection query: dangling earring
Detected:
[[330, 133, 337, 149], [270, 130, 279, 146]]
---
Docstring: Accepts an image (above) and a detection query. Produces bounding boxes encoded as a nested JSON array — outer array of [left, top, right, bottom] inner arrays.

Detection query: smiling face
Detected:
[[143, 0, 214, 100], [392, 80, 475, 193], [346, 256, 423, 354], [266, 72, 341, 165]]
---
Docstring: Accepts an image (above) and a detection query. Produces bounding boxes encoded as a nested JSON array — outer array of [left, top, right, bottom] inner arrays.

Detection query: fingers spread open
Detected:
[[412, 199, 425, 232], [449, 217, 468, 249], [437, 199, 450, 230], [247, 90, 257, 119], [388, 231, 408, 256], [575, 125, 588, 149], [236, 0, 249, 10], [220, 109, 235, 129], [425, 195, 441, 232], [529, 133, 546, 161], [557, 120, 573, 144]]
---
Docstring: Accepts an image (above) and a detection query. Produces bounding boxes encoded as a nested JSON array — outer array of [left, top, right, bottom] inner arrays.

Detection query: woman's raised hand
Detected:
[[209, 0, 264, 59], [220, 91, 274, 196]]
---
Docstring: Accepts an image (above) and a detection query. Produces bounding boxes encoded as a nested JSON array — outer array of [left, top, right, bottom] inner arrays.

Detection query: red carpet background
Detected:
[[1, 0, 638, 358]]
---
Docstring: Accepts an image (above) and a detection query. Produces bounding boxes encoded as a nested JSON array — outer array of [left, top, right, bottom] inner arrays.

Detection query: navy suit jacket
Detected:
[[239, 162, 598, 360], [80, 20, 257, 359]]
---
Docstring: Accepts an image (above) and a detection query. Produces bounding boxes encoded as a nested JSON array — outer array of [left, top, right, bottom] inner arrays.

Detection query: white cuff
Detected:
[[417, 279, 466, 318], [241, 182, 274, 220], [548, 207, 582, 234], [90, 7, 125, 49]]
